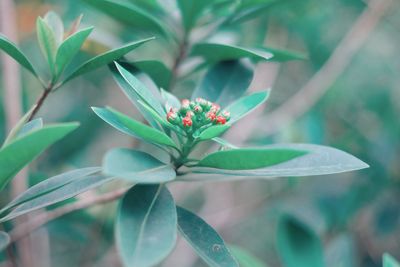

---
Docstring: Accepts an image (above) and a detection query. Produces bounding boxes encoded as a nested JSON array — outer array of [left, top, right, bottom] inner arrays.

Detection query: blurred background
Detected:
[[0, 0, 399, 266]]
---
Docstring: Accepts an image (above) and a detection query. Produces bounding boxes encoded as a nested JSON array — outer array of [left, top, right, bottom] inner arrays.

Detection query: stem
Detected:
[[28, 85, 53, 121]]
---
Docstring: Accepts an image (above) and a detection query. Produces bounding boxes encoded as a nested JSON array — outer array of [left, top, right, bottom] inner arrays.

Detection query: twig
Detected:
[[251, 0, 393, 137], [9, 187, 129, 243], [27, 86, 52, 121]]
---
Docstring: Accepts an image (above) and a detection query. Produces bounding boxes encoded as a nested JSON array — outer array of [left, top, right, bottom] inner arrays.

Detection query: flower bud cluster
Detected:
[[167, 98, 230, 132]]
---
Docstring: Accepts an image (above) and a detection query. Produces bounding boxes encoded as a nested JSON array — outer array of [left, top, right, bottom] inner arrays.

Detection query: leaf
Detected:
[[15, 118, 43, 139], [44, 11, 64, 47], [190, 43, 273, 63], [63, 37, 154, 83], [192, 60, 254, 107], [115, 62, 166, 116], [0, 122, 79, 190], [225, 0, 276, 25], [198, 148, 307, 170], [83, 0, 170, 38], [0, 167, 101, 214], [103, 148, 176, 183], [276, 214, 324, 267], [133, 60, 172, 90], [177, 0, 214, 32], [0, 232, 9, 252], [161, 88, 180, 111], [2, 106, 37, 148], [212, 137, 239, 149], [55, 27, 93, 78], [384, 254, 400, 267], [0, 34, 38, 77], [261, 47, 307, 62], [37, 17, 57, 76], [0, 174, 113, 222], [182, 144, 369, 181], [196, 125, 230, 141], [177, 206, 238, 267], [109, 63, 161, 129], [116, 184, 177, 267], [229, 245, 267, 267], [92, 107, 178, 149], [225, 90, 270, 123]]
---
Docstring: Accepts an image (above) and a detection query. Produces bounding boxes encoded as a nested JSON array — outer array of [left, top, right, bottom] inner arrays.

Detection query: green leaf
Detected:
[[15, 118, 43, 139], [63, 37, 154, 83], [192, 60, 254, 107], [103, 148, 176, 183], [226, 90, 270, 123], [0, 173, 113, 222], [177, 206, 239, 267], [133, 60, 172, 90], [115, 62, 166, 116], [2, 106, 37, 148], [261, 47, 307, 62], [384, 253, 400, 267], [55, 27, 93, 78], [0, 167, 101, 214], [116, 184, 177, 267], [161, 88, 180, 111], [92, 107, 178, 149], [177, 0, 214, 32], [196, 125, 230, 141], [190, 43, 273, 63], [225, 0, 276, 25], [277, 214, 324, 267], [198, 148, 307, 170], [183, 144, 369, 181], [37, 17, 57, 76], [0, 232, 9, 252], [109, 63, 161, 129], [229, 245, 267, 267], [0, 122, 79, 190], [43, 11, 64, 47], [212, 137, 238, 149], [83, 0, 170, 38], [0, 34, 38, 77]]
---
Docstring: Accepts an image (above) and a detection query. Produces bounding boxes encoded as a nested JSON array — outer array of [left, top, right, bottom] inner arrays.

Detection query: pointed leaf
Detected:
[[103, 148, 175, 183], [116, 184, 177, 267], [196, 125, 230, 141], [133, 60, 172, 90], [212, 137, 238, 149], [2, 106, 37, 148], [177, 206, 239, 267], [384, 253, 400, 267], [83, 0, 170, 38], [177, 0, 214, 32], [63, 37, 154, 83], [198, 148, 307, 170], [229, 245, 267, 267], [0, 34, 38, 77], [55, 27, 93, 78], [226, 90, 270, 123], [0, 232, 9, 252], [261, 47, 306, 62], [192, 60, 253, 107], [1, 167, 101, 214], [37, 17, 57, 75], [161, 88, 180, 111], [15, 118, 43, 139], [190, 43, 273, 63], [0, 122, 79, 190], [92, 107, 178, 149], [44, 11, 64, 47], [183, 144, 369, 180]]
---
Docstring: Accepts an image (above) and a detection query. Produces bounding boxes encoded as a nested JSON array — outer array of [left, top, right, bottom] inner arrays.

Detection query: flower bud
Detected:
[[221, 110, 231, 121], [193, 105, 203, 114], [210, 103, 220, 113], [205, 111, 216, 122], [182, 116, 193, 128], [186, 110, 195, 118], [167, 111, 180, 125], [215, 115, 227, 125]]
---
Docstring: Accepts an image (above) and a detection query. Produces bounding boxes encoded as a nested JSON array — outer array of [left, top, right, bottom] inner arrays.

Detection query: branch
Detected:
[[247, 0, 393, 138], [9, 187, 128, 243]]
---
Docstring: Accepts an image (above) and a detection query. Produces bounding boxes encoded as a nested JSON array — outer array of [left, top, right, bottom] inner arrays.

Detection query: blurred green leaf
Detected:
[[192, 60, 253, 107], [0, 174, 113, 222], [198, 148, 307, 170], [92, 107, 178, 149], [132, 60, 172, 90], [55, 27, 93, 79], [37, 17, 57, 76], [261, 47, 307, 62], [63, 37, 154, 83], [161, 88, 180, 110], [103, 148, 176, 183], [115, 62, 166, 116], [0, 34, 38, 77], [229, 245, 267, 267], [177, 206, 239, 267], [2, 106, 37, 148], [225, 0, 276, 25], [185, 144, 369, 180], [83, 0, 170, 38], [116, 184, 177, 267], [384, 253, 400, 267], [44, 11, 64, 47], [277, 214, 324, 267], [16, 118, 43, 139], [196, 125, 230, 141], [0, 122, 79, 190], [177, 0, 214, 32], [190, 43, 273, 63], [212, 137, 238, 149], [0, 232, 9, 252], [0, 167, 101, 214], [226, 90, 270, 123]]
